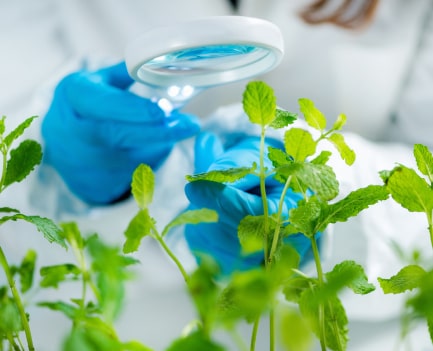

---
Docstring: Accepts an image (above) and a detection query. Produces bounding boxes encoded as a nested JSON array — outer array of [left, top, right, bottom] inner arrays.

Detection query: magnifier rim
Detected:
[[125, 16, 284, 88]]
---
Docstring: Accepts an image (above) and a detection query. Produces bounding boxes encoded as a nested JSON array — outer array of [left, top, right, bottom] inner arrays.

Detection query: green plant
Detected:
[[2, 80, 425, 351], [378, 144, 433, 345], [122, 81, 390, 351], [0, 115, 66, 351]]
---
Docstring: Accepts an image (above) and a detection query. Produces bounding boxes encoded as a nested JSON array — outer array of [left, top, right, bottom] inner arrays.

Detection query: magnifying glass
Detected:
[[125, 16, 284, 113]]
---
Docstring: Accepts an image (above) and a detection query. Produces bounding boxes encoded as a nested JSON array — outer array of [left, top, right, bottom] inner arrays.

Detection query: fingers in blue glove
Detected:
[[194, 132, 224, 173]]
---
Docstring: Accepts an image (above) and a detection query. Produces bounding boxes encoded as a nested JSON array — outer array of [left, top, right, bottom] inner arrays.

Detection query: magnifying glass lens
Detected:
[[144, 44, 268, 73]]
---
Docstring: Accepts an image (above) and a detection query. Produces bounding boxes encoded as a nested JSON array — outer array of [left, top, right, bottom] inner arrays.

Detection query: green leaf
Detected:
[[288, 198, 322, 237], [4, 139, 42, 188], [269, 109, 297, 129], [0, 207, 19, 213], [299, 98, 326, 131], [0, 288, 23, 333], [218, 269, 273, 323], [186, 166, 253, 183], [242, 81, 276, 126], [385, 165, 433, 213], [122, 341, 154, 351], [38, 301, 78, 320], [162, 208, 218, 237], [61, 222, 84, 250], [63, 326, 123, 351], [0, 116, 6, 136], [280, 307, 313, 351], [378, 264, 427, 294], [87, 235, 134, 323], [291, 163, 339, 202], [299, 290, 349, 351], [310, 151, 332, 165], [0, 214, 66, 248], [188, 258, 220, 326], [325, 260, 375, 295], [414, 144, 433, 182], [123, 209, 153, 253], [331, 113, 347, 131], [283, 275, 313, 303], [39, 263, 81, 288], [3, 115, 38, 148], [238, 215, 266, 254], [131, 164, 154, 209], [18, 249, 37, 293], [268, 146, 292, 168], [317, 185, 389, 231], [166, 330, 225, 351], [284, 128, 316, 162], [327, 133, 355, 166]]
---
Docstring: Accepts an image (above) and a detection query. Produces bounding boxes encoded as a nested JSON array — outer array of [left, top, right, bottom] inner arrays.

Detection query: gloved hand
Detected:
[[41, 62, 200, 204], [184, 132, 313, 276]]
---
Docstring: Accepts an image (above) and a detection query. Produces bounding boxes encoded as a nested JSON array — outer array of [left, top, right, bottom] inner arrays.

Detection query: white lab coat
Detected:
[[1, 1, 433, 350]]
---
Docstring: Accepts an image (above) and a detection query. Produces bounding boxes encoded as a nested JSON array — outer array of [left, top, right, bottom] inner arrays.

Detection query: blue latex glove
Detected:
[[41, 62, 200, 204], [184, 132, 314, 276]]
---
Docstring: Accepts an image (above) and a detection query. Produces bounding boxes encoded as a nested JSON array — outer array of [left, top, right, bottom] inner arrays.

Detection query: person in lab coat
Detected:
[[2, 0, 433, 350]]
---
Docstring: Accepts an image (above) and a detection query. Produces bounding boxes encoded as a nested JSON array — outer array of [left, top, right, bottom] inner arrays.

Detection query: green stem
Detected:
[[311, 237, 326, 351], [259, 127, 270, 264], [0, 147, 7, 191], [0, 246, 35, 351], [268, 176, 292, 265], [269, 308, 275, 351], [250, 318, 260, 351], [154, 232, 189, 284]]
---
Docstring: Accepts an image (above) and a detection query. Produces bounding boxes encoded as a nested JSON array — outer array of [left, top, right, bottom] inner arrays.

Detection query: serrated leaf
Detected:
[[269, 109, 297, 129], [327, 133, 355, 166], [123, 209, 153, 253], [385, 165, 433, 213], [40, 263, 81, 288], [414, 144, 433, 181], [296, 163, 339, 201], [299, 98, 326, 131], [131, 164, 154, 209], [186, 166, 253, 183], [317, 185, 388, 231], [299, 290, 348, 351], [0, 214, 66, 248], [378, 264, 426, 294], [242, 81, 276, 126], [268, 146, 292, 168], [238, 215, 266, 254], [3, 139, 42, 188], [289, 198, 321, 237], [284, 128, 316, 162], [3, 116, 38, 148], [325, 260, 375, 295], [161, 208, 218, 237]]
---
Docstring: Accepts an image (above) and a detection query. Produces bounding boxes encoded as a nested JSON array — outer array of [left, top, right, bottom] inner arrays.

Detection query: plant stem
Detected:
[[268, 176, 292, 265], [259, 127, 270, 264], [0, 246, 34, 351], [311, 237, 326, 351], [154, 232, 189, 284], [250, 318, 260, 351]]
